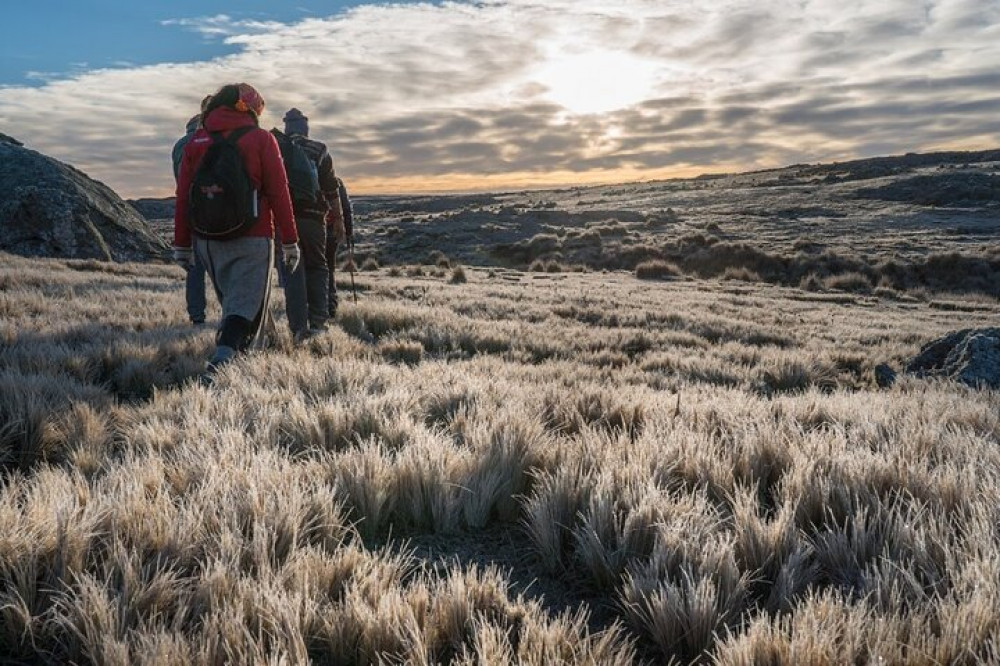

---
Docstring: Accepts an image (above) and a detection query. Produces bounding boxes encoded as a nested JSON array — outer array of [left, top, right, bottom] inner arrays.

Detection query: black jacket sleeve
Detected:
[[317, 149, 339, 210], [337, 178, 353, 238]]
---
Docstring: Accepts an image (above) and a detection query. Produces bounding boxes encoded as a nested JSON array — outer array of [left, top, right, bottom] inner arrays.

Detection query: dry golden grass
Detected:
[[1, 250, 999, 664]]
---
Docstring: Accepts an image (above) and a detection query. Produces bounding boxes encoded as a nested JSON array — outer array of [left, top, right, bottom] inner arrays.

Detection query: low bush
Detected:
[[824, 272, 872, 294], [378, 339, 424, 365], [635, 260, 681, 280], [722, 267, 761, 282], [799, 273, 823, 291]]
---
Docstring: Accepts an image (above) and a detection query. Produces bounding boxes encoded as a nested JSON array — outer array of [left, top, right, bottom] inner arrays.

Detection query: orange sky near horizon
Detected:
[[2, 1, 998, 201]]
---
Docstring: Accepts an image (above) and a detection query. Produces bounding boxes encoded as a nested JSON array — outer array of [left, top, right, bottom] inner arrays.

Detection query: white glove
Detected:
[[282, 243, 301, 274], [172, 246, 194, 269]]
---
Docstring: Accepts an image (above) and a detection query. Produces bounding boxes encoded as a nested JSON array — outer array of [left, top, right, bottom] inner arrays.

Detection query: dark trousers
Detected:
[[185, 252, 208, 323], [280, 216, 329, 333], [325, 231, 339, 315]]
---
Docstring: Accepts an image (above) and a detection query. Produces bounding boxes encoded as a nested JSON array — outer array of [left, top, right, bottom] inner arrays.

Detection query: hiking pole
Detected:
[[348, 238, 358, 304]]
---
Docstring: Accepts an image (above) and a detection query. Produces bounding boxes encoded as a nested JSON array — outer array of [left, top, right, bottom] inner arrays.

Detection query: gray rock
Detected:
[[905, 328, 1000, 389], [0, 136, 167, 262], [873, 363, 897, 388]]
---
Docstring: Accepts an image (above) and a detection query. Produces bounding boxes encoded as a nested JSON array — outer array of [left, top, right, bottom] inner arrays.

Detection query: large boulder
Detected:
[[906, 328, 1000, 389], [0, 134, 167, 262]]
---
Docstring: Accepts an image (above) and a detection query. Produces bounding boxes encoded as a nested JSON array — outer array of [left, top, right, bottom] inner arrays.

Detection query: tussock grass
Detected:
[[1, 250, 999, 662], [635, 260, 680, 280]]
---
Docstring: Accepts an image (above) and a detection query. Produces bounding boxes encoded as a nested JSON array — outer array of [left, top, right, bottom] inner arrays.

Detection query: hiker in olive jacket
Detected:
[[277, 108, 344, 340], [327, 176, 352, 316]]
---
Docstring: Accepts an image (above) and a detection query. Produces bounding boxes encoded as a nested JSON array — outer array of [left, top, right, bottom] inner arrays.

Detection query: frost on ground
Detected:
[[138, 149, 1000, 301], [1, 247, 999, 664]]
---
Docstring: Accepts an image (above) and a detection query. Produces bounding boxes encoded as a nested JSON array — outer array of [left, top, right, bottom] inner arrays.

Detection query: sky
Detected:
[[1, 0, 998, 198]]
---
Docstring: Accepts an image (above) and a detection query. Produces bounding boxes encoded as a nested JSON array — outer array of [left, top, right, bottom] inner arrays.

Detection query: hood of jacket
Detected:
[[203, 107, 258, 133], [184, 114, 200, 134]]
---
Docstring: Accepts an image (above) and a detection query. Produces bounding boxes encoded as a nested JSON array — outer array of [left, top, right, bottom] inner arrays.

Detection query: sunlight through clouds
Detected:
[[0, 0, 997, 197], [533, 50, 663, 115]]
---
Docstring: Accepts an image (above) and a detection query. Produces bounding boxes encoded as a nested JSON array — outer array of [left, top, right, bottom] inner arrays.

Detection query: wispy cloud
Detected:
[[0, 0, 997, 197], [160, 14, 283, 40]]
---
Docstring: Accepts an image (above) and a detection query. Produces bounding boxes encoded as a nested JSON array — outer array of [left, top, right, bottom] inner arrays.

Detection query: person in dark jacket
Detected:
[[173, 83, 299, 377], [326, 176, 352, 316], [278, 108, 343, 341], [171, 96, 213, 325]]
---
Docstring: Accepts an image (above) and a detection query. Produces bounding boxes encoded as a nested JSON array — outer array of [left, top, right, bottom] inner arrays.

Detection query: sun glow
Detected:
[[533, 49, 661, 116]]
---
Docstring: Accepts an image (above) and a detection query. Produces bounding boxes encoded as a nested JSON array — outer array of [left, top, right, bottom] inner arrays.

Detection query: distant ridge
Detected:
[[708, 147, 1000, 181]]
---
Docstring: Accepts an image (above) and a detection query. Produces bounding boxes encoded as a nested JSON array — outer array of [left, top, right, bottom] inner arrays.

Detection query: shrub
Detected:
[[679, 242, 784, 279], [799, 273, 823, 291], [635, 260, 680, 280], [792, 238, 822, 252], [361, 257, 380, 272], [721, 267, 761, 282], [873, 286, 900, 300], [824, 272, 872, 294], [752, 358, 839, 396], [378, 339, 424, 365], [449, 266, 467, 284]]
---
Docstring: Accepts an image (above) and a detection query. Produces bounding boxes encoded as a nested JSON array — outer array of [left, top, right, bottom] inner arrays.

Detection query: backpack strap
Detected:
[[223, 126, 255, 144], [207, 126, 254, 147]]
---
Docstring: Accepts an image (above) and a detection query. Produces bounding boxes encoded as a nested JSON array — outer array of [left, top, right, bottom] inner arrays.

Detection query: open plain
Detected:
[[3, 152, 1000, 663]]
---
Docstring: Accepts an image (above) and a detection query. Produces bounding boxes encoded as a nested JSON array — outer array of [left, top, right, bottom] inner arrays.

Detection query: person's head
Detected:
[[204, 83, 266, 123], [283, 108, 308, 137]]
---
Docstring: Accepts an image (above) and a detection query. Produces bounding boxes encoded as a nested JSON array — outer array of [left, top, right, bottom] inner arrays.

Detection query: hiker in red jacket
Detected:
[[173, 83, 299, 379]]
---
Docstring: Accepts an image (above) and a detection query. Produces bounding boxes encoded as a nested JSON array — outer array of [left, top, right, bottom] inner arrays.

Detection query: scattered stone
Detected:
[[905, 328, 1000, 389], [873, 363, 897, 388], [0, 136, 166, 262]]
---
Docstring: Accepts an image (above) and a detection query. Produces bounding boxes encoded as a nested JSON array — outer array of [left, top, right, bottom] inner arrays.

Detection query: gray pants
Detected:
[[195, 236, 273, 351]]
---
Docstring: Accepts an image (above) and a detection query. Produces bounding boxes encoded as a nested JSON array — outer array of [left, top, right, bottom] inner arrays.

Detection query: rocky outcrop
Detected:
[[0, 135, 166, 262], [129, 197, 175, 221], [856, 173, 1000, 207], [906, 328, 1000, 389]]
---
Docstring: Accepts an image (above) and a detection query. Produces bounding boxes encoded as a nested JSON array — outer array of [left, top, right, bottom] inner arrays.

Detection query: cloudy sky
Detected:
[[2, 0, 998, 197]]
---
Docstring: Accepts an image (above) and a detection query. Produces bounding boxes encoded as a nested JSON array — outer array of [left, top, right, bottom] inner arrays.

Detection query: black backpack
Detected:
[[188, 126, 258, 240], [273, 130, 320, 206]]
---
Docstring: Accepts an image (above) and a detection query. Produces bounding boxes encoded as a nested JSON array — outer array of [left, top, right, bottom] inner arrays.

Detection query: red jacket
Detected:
[[174, 107, 297, 248]]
